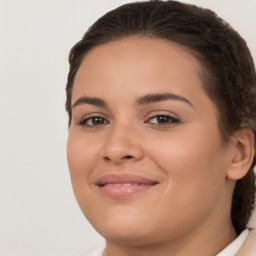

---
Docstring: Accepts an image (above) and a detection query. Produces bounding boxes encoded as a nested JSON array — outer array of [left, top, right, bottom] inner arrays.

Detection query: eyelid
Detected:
[[76, 111, 181, 127], [144, 111, 181, 125], [145, 111, 180, 120], [78, 112, 110, 126]]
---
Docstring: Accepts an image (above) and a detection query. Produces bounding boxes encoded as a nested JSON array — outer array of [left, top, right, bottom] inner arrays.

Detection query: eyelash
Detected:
[[145, 114, 180, 126], [79, 115, 109, 127], [79, 113, 180, 128]]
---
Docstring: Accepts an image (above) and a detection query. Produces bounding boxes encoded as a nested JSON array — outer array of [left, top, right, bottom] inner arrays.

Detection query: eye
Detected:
[[79, 116, 109, 127], [146, 114, 180, 126]]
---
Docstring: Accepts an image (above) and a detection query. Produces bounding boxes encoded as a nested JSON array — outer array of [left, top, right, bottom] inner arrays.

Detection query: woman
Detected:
[[66, 1, 256, 255]]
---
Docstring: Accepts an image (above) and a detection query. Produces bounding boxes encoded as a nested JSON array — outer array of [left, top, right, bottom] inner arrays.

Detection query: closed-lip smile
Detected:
[[95, 173, 159, 198]]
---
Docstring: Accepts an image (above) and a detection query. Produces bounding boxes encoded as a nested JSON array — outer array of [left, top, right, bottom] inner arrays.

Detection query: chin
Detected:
[[86, 206, 155, 243], [98, 226, 156, 247]]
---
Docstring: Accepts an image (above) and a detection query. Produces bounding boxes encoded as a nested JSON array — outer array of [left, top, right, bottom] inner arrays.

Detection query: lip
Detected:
[[95, 173, 159, 198]]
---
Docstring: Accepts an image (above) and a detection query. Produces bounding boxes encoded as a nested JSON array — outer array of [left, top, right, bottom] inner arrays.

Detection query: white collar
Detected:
[[80, 229, 249, 256], [216, 229, 249, 256]]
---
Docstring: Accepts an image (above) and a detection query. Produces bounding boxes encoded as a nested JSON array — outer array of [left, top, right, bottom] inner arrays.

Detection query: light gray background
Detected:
[[1, 0, 256, 255]]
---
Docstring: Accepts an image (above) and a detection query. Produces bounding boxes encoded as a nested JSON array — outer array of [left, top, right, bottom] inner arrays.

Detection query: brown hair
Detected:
[[66, 0, 256, 234]]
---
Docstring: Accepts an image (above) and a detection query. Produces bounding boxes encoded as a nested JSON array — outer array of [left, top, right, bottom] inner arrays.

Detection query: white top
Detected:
[[79, 229, 249, 256], [216, 229, 249, 256], [79, 243, 106, 256]]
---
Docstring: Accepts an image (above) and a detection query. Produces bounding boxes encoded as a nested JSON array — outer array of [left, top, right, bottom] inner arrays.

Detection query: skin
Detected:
[[67, 37, 251, 256]]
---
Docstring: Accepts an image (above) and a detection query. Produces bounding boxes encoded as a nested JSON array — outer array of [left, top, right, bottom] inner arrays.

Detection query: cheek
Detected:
[[146, 125, 226, 190], [67, 133, 83, 177], [67, 131, 99, 213], [67, 131, 97, 174], [143, 127, 228, 226]]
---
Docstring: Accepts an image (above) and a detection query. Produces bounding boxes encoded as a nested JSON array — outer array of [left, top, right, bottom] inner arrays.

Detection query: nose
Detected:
[[102, 124, 144, 164]]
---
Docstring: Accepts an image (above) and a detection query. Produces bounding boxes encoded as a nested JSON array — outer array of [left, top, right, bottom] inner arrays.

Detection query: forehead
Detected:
[[73, 37, 204, 101], [77, 37, 201, 75]]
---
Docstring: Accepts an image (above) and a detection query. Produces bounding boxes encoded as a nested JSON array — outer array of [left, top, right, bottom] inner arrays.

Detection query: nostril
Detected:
[[103, 156, 111, 161], [103, 155, 133, 163], [123, 155, 133, 159]]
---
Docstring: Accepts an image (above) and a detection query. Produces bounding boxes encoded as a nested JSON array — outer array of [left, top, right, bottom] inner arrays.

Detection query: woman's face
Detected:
[[67, 37, 234, 245]]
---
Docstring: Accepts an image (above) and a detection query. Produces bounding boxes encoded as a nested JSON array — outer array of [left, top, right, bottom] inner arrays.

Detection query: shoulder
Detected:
[[79, 243, 106, 256]]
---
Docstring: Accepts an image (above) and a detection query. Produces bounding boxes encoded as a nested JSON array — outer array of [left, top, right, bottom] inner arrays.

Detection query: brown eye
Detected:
[[156, 116, 171, 124], [91, 117, 105, 125], [80, 116, 109, 126], [148, 115, 179, 125]]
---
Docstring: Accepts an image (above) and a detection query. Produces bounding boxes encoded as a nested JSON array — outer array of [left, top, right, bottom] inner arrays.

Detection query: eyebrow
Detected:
[[72, 96, 107, 108], [135, 93, 193, 107], [72, 93, 193, 109]]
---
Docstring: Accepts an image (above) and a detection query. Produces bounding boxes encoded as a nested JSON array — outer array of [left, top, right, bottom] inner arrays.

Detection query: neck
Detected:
[[104, 222, 237, 256]]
